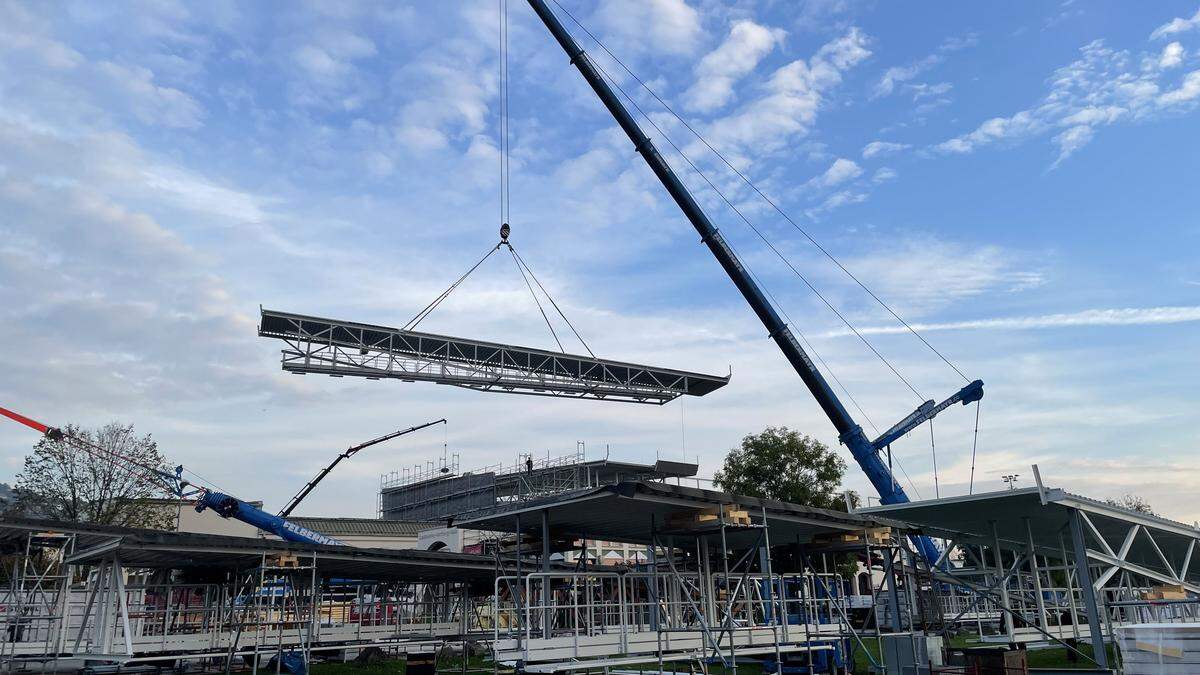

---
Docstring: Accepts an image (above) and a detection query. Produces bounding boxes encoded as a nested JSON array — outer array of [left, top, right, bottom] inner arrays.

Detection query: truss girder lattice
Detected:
[[258, 309, 729, 405]]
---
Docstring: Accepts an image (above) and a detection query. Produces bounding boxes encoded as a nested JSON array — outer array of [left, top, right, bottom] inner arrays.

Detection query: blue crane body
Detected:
[[0, 405, 427, 548], [195, 491, 346, 546], [524, 0, 983, 565]]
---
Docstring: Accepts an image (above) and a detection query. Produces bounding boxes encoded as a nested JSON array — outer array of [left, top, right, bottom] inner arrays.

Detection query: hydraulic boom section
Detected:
[[525, 0, 982, 565], [278, 419, 446, 517], [0, 404, 348, 548], [872, 380, 984, 452]]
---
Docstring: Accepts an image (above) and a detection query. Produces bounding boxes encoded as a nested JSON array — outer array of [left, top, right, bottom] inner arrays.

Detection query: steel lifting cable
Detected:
[[510, 247, 595, 357], [549, 0, 970, 384], [499, 0, 511, 229], [508, 245, 565, 352], [727, 231, 882, 435], [50, 427, 177, 494], [403, 244, 500, 331], [969, 399, 982, 495], [929, 419, 940, 499], [729, 232, 938, 500], [584, 44, 926, 402]]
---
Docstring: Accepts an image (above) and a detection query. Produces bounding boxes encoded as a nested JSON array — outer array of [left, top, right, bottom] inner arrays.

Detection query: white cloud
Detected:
[[936, 110, 1041, 154], [871, 33, 976, 98], [827, 240, 1044, 317], [908, 81, 953, 99], [593, 0, 703, 56], [684, 20, 785, 112], [0, 4, 84, 70], [935, 38, 1199, 164], [862, 140, 910, 158], [1159, 41, 1185, 69], [293, 31, 376, 79], [805, 189, 867, 219], [1050, 125, 1094, 166], [814, 157, 862, 187], [706, 28, 870, 156], [831, 306, 1200, 336], [872, 167, 897, 183], [874, 58, 936, 98], [1159, 70, 1200, 105], [1151, 6, 1200, 40], [286, 29, 380, 110]]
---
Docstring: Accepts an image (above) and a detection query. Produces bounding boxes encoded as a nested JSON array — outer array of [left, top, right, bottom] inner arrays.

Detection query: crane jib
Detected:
[[525, 0, 978, 566]]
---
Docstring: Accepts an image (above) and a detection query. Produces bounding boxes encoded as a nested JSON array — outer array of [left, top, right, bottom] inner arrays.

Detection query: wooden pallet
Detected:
[[266, 553, 301, 568], [665, 505, 751, 530], [1144, 583, 1188, 600], [812, 527, 891, 546]]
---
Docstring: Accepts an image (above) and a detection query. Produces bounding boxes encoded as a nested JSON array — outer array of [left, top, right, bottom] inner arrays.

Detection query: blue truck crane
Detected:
[[0, 405, 445, 548], [195, 421, 446, 542], [0, 403, 347, 546], [523, 0, 983, 565]]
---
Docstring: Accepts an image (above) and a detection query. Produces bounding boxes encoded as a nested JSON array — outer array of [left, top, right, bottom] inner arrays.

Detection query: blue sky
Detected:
[[1, 1, 1197, 522]]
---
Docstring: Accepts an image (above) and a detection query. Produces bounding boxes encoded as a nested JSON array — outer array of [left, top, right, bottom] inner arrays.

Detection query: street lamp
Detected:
[[1002, 474, 1020, 490]]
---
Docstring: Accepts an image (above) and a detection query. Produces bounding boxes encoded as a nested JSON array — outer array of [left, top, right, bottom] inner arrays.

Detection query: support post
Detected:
[[883, 547, 903, 632], [112, 558, 134, 656], [719, 505, 736, 674], [1069, 509, 1110, 668], [990, 521, 1015, 639], [1024, 517, 1048, 631], [541, 509, 551, 639], [760, 507, 783, 670]]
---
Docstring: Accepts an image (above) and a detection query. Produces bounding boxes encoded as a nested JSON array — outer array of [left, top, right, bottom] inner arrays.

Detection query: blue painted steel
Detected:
[[195, 491, 347, 546], [871, 380, 984, 452], [524, 0, 980, 566]]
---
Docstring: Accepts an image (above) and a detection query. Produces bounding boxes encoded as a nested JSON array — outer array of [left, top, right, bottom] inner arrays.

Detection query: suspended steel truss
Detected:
[[258, 308, 729, 404]]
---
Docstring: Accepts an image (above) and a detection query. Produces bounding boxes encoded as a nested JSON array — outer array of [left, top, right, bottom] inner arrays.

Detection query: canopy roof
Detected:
[[0, 518, 499, 584], [860, 486, 1200, 590], [458, 481, 904, 549]]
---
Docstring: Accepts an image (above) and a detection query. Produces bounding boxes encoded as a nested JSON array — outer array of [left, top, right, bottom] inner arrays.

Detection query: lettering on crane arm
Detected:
[[282, 520, 346, 547], [781, 330, 818, 371], [711, 233, 745, 274]]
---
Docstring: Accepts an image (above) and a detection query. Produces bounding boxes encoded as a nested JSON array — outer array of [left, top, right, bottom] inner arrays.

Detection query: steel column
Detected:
[[1069, 509, 1110, 668]]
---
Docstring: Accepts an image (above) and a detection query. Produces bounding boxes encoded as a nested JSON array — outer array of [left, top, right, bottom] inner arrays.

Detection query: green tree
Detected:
[[713, 426, 853, 510], [1105, 494, 1155, 515], [13, 423, 175, 529]]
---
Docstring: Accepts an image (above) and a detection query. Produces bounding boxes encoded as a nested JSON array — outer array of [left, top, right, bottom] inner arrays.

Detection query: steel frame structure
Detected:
[[380, 451, 695, 522], [259, 308, 729, 405], [0, 519, 512, 673], [0, 554, 479, 669], [488, 506, 863, 673], [862, 479, 1200, 670], [468, 483, 947, 674], [0, 530, 76, 673]]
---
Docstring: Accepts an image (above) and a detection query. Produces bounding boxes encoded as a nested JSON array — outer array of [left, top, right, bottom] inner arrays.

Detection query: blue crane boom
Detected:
[[871, 380, 984, 452], [0, 404, 346, 548], [195, 491, 346, 546], [278, 419, 446, 517], [524, 0, 983, 565]]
